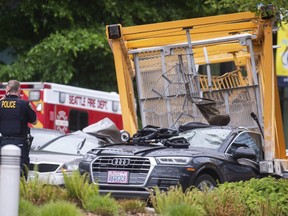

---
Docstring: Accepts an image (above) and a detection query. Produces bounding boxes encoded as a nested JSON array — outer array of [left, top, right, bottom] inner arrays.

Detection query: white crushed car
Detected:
[[28, 118, 121, 185], [30, 128, 63, 151]]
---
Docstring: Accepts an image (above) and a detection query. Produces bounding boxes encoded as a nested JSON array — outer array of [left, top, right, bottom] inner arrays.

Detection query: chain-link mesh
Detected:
[[134, 46, 259, 130]]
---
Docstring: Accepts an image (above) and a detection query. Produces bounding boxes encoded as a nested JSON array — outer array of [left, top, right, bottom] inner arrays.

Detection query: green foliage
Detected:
[[83, 194, 120, 216], [0, 27, 112, 89], [150, 177, 288, 216], [40, 200, 83, 216], [118, 199, 146, 214], [19, 198, 40, 216], [20, 176, 66, 205], [205, 0, 288, 22], [201, 186, 249, 216], [1, 0, 286, 91], [164, 203, 205, 216], [63, 171, 88, 201], [63, 171, 122, 215], [217, 177, 288, 215], [0, 0, 247, 91], [19, 0, 75, 33], [25, 28, 106, 83], [150, 186, 204, 214], [63, 171, 100, 209], [18, 175, 288, 215]]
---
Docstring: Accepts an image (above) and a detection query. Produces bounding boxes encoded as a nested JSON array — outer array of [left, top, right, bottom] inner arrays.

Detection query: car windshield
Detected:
[[180, 128, 232, 150], [31, 129, 62, 150], [39, 134, 100, 155]]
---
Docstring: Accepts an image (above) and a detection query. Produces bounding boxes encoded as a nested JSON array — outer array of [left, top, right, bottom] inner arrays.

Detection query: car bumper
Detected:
[[148, 165, 195, 190], [79, 160, 195, 199], [28, 171, 69, 185]]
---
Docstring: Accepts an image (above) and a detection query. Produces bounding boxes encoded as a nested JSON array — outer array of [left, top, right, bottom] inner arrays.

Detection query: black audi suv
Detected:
[[79, 122, 264, 199]]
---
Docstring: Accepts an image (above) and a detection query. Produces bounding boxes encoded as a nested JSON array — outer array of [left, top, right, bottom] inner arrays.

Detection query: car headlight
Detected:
[[156, 157, 192, 165], [57, 161, 79, 173], [83, 153, 97, 162]]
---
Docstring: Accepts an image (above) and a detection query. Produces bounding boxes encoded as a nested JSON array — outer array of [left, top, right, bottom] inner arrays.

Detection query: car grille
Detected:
[[91, 157, 151, 185], [28, 163, 60, 172]]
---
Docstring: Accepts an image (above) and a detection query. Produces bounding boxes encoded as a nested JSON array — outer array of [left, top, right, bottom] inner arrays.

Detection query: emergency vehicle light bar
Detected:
[[43, 84, 52, 89], [20, 84, 35, 89]]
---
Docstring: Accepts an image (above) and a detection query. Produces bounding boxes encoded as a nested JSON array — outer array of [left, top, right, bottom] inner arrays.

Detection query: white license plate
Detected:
[[107, 171, 129, 184]]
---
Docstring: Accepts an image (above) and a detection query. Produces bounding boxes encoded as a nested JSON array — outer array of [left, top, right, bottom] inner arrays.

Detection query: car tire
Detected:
[[194, 174, 217, 191]]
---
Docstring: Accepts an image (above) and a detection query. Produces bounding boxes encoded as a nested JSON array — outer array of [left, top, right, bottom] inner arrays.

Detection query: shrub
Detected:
[[164, 203, 205, 216], [201, 187, 248, 216], [217, 177, 288, 215], [20, 174, 288, 216], [150, 186, 204, 214], [118, 199, 146, 214], [20, 176, 67, 205], [40, 200, 83, 216], [83, 194, 120, 216], [63, 171, 90, 200], [19, 198, 40, 216], [63, 171, 99, 209], [150, 177, 288, 216]]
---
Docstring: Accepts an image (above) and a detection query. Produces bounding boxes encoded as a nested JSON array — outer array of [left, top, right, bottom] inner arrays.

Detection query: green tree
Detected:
[[206, 0, 288, 22], [0, 0, 287, 91]]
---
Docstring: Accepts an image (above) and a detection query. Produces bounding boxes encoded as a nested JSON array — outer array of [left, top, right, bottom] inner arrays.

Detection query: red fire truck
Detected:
[[0, 82, 123, 133]]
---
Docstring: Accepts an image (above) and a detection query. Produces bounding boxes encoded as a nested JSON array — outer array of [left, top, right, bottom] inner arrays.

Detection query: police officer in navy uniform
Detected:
[[0, 80, 37, 179]]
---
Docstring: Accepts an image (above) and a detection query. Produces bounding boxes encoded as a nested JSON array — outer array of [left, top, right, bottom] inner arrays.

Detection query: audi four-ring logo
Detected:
[[111, 158, 130, 166]]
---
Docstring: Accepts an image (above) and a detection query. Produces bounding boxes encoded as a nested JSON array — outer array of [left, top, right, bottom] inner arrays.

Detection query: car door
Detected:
[[223, 131, 262, 182]]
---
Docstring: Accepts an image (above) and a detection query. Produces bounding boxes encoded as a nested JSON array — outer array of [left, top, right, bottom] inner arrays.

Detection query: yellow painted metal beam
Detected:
[[123, 22, 257, 41], [261, 19, 286, 159], [195, 54, 250, 65], [122, 12, 255, 35], [262, 20, 275, 160], [106, 27, 138, 135], [121, 12, 257, 49], [126, 31, 256, 49]]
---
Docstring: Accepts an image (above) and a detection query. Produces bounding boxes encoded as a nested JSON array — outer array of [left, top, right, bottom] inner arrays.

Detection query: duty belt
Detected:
[[1, 135, 27, 139]]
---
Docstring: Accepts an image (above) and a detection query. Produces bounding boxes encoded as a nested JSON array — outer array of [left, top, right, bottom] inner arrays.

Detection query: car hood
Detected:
[[90, 144, 218, 158], [30, 151, 83, 164]]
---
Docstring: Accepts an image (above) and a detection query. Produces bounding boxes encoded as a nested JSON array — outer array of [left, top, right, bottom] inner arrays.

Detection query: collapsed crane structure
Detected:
[[106, 10, 288, 175]]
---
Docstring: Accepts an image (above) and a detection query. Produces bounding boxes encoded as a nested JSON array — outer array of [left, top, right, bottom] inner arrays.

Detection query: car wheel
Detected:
[[194, 174, 217, 191]]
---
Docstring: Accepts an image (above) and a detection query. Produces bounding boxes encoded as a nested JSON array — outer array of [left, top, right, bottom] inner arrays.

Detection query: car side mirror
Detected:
[[232, 146, 257, 160]]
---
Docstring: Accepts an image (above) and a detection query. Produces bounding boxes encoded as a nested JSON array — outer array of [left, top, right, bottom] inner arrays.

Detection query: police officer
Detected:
[[0, 80, 37, 179]]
